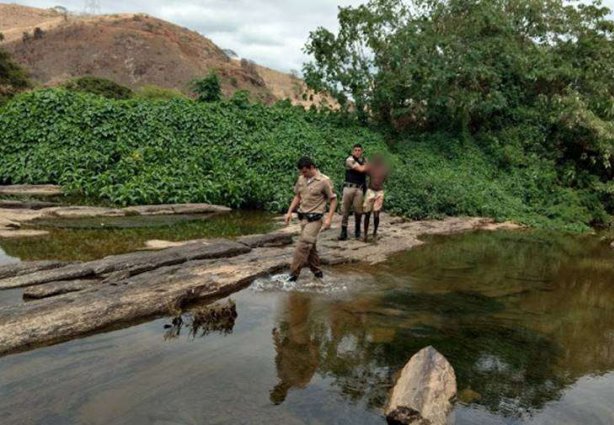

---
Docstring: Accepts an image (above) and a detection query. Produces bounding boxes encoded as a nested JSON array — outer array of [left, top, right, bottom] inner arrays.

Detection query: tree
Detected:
[[304, 0, 614, 133], [191, 72, 222, 102], [304, 0, 614, 204]]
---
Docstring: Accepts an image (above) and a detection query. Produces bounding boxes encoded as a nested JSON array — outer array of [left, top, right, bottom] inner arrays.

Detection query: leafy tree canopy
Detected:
[[192, 72, 222, 102], [304, 0, 614, 187]]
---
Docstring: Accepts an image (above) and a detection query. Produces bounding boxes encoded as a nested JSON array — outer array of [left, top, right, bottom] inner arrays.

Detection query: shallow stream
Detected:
[[0, 214, 613, 424]]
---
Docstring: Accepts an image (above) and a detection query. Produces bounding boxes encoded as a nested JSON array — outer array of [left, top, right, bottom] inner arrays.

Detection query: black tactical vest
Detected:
[[345, 156, 366, 186]]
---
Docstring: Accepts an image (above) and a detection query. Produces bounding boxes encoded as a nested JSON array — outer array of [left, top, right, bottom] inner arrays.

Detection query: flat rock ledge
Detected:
[[0, 214, 516, 356], [0, 202, 232, 237], [0, 184, 62, 197], [386, 346, 457, 425]]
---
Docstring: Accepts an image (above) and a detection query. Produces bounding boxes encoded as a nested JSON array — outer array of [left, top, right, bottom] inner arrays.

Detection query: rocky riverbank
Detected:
[[0, 187, 231, 238], [0, 210, 520, 356]]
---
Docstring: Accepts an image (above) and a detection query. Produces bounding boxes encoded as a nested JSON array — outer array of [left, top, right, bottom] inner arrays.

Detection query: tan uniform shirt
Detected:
[[294, 172, 336, 214]]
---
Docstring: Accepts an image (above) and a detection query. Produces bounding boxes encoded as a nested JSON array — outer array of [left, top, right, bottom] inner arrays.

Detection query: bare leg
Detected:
[[363, 212, 371, 242], [373, 211, 380, 238]]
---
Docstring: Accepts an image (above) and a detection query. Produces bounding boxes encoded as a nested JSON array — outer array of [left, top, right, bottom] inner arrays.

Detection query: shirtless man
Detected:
[[362, 154, 388, 242]]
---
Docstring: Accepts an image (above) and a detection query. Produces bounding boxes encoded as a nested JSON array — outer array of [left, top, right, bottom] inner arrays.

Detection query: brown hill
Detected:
[[0, 3, 333, 106]]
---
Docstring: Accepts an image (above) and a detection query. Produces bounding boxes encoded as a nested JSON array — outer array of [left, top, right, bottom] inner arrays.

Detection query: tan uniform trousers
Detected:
[[340, 186, 364, 226], [290, 219, 323, 277]]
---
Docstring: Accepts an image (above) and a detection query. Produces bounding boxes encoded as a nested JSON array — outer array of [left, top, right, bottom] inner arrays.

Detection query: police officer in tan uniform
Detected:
[[285, 156, 337, 281], [338, 144, 368, 240]]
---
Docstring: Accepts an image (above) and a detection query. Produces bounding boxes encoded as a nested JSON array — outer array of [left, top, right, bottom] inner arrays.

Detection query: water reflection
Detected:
[[1, 229, 613, 424], [0, 210, 275, 261], [266, 230, 614, 419], [270, 294, 320, 405]]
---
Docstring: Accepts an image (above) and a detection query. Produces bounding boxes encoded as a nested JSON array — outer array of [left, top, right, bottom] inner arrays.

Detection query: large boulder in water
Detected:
[[385, 346, 457, 425]]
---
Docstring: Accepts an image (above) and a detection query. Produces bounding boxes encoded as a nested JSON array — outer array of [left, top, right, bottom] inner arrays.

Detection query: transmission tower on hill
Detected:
[[84, 0, 101, 15]]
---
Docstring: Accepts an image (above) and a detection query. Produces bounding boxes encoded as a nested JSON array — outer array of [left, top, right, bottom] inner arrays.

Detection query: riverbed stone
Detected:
[[237, 232, 294, 248], [0, 240, 250, 289], [0, 261, 74, 280], [0, 213, 521, 355], [0, 263, 96, 289], [0, 200, 59, 210], [22, 279, 101, 299], [42, 206, 126, 218], [385, 346, 457, 425], [123, 203, 231, 215], [0, 184, 62, 197], [0, 202, 233, 238], [0, 245, 289, 355]]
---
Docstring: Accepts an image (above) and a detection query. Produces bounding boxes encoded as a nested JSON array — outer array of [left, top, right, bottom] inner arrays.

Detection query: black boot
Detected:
[[338, 226, 348, 241], [313, 271, 323, 279], [354, 213, 362, 239]]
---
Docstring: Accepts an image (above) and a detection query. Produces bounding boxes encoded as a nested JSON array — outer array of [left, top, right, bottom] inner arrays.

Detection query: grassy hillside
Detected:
[[0, 4, 334, 108], [0, 89, 608, 232]]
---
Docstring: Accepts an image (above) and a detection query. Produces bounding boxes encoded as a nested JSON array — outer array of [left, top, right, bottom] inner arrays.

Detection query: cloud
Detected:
[[9, 0, 614, 72]]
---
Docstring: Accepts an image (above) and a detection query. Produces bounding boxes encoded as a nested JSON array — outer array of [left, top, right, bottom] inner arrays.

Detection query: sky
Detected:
[[7, 0, 366, 72], [6, 0, 614, 73]]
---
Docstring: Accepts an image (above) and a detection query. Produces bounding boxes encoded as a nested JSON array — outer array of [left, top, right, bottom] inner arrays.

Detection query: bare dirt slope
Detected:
[[0, 3, 333, 106]]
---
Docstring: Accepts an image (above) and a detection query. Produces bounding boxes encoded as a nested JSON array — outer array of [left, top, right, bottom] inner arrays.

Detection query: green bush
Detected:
[[0, 89, 607, 231], [63, 76, 133, 100], [191, 72, 221, 102]]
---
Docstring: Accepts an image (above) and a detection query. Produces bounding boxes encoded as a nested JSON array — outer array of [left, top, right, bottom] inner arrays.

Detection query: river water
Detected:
[[0, 215, 613, 424]]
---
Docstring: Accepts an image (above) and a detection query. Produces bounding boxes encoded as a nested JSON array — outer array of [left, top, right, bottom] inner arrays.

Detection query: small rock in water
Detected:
[[458, 387, 481, 404], [385, 346, 457, 425]]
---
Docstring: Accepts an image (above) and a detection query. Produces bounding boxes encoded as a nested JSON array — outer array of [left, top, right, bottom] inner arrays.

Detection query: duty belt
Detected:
[[344, 182, 363, 189], [297, 212, 323, 222]]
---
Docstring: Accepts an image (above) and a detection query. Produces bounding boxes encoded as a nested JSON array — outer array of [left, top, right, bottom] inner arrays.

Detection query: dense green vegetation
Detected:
[[0, 88, 607, 231], [303, 0, 613, 229], [0, 0, 612, 231]]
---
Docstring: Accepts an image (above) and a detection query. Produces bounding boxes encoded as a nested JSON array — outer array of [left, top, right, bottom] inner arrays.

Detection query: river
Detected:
[[0, 214, 613, 424]]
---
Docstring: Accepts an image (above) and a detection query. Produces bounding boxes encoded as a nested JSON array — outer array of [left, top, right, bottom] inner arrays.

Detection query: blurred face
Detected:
[[352, 147, 363, 158], [300, 166, 317, 179]]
